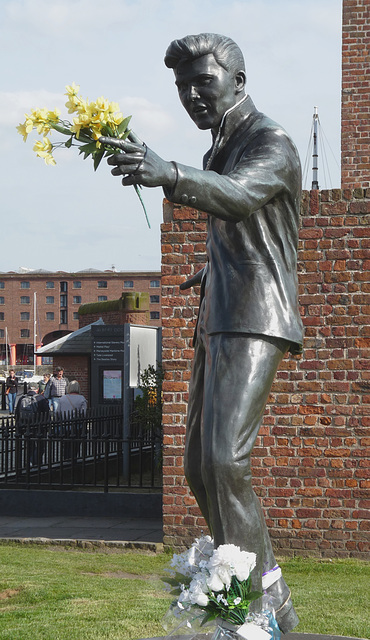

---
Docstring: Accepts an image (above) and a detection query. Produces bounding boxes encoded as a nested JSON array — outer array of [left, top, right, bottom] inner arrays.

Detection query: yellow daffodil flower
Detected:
[[33, 137, 52, 154], [17, 122, 29, 142], [33, 137, 56, 165], [65, 95, 80, 113], [111, 112, 124, 126], [47, 108, 61, 122], [108, 101, 120, 114], [65, 82, 80, 97], [44, 152, 57, 165]]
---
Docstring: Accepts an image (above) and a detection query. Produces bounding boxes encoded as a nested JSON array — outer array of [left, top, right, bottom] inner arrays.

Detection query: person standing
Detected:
[[6, 369, 18, 414], [56, 380, 87, 460], [15, 381, 49, 466], [38, 373, 51, 395], [49, 366, 68, 413]]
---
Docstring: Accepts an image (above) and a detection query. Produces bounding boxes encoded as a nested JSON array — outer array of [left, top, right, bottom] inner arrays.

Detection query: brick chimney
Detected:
[[341, 0, 370, 188]]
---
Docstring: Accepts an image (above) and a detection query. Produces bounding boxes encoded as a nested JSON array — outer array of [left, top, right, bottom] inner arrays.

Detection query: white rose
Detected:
[[192, 590, 209, 607], [207, 570, 225, 592]]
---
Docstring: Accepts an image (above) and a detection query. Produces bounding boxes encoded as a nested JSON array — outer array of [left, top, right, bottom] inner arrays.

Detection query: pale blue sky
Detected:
[[0, 0, 342, 272]]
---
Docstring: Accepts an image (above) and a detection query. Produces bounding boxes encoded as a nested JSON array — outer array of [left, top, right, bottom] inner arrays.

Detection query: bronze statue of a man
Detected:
[[101, 33, 303, 633]]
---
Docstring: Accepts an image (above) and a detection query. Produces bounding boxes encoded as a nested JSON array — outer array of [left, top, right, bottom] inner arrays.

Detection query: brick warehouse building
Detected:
[[0, 269, 161, 367], [160, 0, 369, 558]]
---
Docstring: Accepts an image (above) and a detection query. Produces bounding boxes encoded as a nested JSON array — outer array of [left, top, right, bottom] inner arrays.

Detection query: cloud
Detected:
[[117, 96, 176, 141], [4, 0, 165, 38], [0, 90, 65, 126]]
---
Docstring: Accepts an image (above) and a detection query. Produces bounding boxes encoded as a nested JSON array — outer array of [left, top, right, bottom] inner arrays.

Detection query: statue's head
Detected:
[[164, 33, 246, 131], [164, 33, 245, 76]]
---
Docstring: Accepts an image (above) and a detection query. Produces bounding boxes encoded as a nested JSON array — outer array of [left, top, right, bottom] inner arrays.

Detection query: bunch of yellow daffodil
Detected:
[[17, 82, 131, 170], [16, 84, 150, 226]]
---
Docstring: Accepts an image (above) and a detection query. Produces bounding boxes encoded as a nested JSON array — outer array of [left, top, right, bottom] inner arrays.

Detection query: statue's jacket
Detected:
[[166, 95, 304, 354]]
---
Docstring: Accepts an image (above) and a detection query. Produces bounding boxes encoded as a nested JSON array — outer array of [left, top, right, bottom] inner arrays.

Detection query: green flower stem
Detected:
[[134, 184, 151, 229]]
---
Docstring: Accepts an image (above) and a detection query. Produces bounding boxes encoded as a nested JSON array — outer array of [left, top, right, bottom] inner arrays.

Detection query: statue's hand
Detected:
[[179, 267, 205, 290], [99, 132, 176, 189]]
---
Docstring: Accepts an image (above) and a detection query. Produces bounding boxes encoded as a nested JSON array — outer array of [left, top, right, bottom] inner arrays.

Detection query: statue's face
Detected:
[[175, 53, 242, 131]]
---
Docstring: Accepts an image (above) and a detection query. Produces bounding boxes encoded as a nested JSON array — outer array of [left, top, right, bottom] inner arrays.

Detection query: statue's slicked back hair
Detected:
[[164, 33, 245, 75]]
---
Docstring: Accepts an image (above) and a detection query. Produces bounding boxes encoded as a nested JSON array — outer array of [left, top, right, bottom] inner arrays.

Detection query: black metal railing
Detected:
[[0, 406, 162, 491]]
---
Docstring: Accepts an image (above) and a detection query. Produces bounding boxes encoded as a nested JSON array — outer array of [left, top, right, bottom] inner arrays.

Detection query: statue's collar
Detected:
[[206, 95, 257, 170]]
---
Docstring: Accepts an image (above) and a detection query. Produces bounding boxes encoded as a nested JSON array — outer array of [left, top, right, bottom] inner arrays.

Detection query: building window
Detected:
[[150, 295, 160, 303], [60, 281, 68, 293], [150, 280, 160, 288], [73, 296, 82, 304], [0, 282, 4, 289], [0, 329, 4, 338], [0, 312, 4, 321], [21, 281, 30, 289], [98, 280, 107, 288], [60, 310, 67, 324], [20, 296, 30, 304], [73, 281, 82, 289], [98, 295, 107, 301], [73, 312, 79, 320], [46, 296, 54, 304], [150, 311, 160, 320], [0, 297, 4, 305], [20, 329, 30, 338], [46, 281, 54, 289], [124, 280, 134, 288], [20, 312, 30, 321], [46, 312, 55, 321], [60, 295, 67, 307]]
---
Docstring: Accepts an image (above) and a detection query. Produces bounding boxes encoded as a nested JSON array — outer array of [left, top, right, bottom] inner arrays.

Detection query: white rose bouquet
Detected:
[[163, 536, 262, 630]]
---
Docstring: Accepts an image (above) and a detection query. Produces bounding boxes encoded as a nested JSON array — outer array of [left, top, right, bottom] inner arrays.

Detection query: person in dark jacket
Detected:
[[100, 33, 303, 633], [15, 381, 49, 466], [6, 369, 18, 414]]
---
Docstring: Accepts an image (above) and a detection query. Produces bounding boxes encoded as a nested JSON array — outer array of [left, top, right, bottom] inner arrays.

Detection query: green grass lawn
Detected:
[[0, 543, 368, 640]]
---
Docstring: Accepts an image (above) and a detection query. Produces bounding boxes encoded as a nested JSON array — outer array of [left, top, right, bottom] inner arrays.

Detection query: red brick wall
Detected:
[[341, 0, 370, 188], [161, 188, 370, 559]]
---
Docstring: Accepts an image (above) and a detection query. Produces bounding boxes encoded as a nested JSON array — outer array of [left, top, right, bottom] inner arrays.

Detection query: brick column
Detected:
[[341, 0, 370, 188], [161, 201, 208, 548]]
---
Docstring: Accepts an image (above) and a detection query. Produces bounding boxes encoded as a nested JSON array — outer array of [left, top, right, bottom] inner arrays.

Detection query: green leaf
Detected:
[[200, 611, 217, 626], [78, 129, 95, 144], [93, 149, 105, 171], [101, 124, 114, 138], [117, 115, 131, 135], [64, 137, 73, 148], [78, 141, 98, 155], [119, 129, 131, 141], [50, 122, 73, 136], [246, 590, 263, 602]]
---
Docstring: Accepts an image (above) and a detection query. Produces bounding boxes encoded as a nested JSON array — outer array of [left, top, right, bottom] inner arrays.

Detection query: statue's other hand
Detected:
[[99, 134, 176, 190], [179, 268, 205, 290]]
